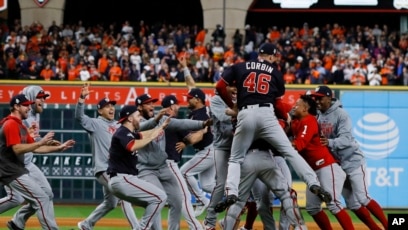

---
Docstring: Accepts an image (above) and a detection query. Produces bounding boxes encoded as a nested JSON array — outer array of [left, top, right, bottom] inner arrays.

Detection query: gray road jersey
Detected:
[[22, 85, 44, 165], [75, 102, 119, 175], [209, 95, 233, 150], [137, 116, 205, 171], [317, 99, 364, 173]]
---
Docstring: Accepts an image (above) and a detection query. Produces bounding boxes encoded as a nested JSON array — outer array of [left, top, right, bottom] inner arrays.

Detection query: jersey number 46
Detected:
[[243, 72, 271, 94]]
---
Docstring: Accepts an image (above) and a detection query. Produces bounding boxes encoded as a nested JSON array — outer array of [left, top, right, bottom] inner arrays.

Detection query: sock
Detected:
[[312, 210, 333, 230], [335, 209, 355, 230], [244, 201, 257, 229], [366, 199, 388, 230], [353, 206, 382, 230]]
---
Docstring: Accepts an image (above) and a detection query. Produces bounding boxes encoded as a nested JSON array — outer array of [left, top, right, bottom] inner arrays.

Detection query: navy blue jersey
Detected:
[[165, 123, 185, 162], [107, 126, 139, 175], [222, 60, 285, 109], [184, 106, 213, 150]]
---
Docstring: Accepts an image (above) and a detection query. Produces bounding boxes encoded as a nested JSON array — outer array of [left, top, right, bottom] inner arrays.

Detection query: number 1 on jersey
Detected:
[[243, 72, 271, 94]]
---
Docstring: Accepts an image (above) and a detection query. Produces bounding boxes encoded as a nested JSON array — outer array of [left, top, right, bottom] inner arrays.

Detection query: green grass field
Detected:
[[0, 204, 407, 229]]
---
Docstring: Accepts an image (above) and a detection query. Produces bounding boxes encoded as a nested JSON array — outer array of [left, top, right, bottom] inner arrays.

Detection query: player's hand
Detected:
[[47, 140, 61, 146], [320, 136, 329, 146], [28, 124, 40, 139], [160, 117, 171, 130], [80, 82, 94, 99], [177, 54, 188, 68], [58, 139, 76, 151], [154, 108, 167, 123], [225, 108, 237, 117], [175, 142, 186, 153], [203, 118, 213, 127], [39, 132, 55, 146]]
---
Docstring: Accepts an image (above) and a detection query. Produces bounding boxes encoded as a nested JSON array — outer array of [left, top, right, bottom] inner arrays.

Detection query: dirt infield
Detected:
[[0, 217, 371, 229]]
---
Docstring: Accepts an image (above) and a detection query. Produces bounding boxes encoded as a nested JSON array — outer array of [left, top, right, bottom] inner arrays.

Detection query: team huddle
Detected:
[[0, 43, 388, 230]]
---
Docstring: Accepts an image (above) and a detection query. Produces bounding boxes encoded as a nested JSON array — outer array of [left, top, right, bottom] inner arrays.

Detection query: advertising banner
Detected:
[[0, 84, 305, 107], [341, 91, 408, 208]]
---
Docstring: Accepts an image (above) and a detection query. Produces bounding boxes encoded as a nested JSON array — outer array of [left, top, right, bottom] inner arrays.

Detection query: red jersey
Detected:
[[291, 114, 336, 170], [0, 116, 34, 184]]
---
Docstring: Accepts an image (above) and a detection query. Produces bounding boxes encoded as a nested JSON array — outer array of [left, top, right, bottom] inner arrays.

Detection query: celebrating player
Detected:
[[107, 105, 168, 230], [312, 85, 388, 230], [291, 94, 355, 229], [75, 83, 139, 230], [215, 42, 331, 210], [0, 94, 75, 230]]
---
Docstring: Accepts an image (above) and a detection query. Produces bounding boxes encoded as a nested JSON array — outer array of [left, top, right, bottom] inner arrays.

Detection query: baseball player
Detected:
[[215, 42, 330, 210], [135, 93, 212, 230], [290, 94, 354, 230], [0, 94, 75, 230], [161, 94, 203, 230], [179, 88, 216, 217], [221, 139, 307, 230], [107, 105, 168, 230], [312, 85, 388, 230], [202, 87, 236, 230], [75, 83, 139, 230], [0, 86, 61, 229]]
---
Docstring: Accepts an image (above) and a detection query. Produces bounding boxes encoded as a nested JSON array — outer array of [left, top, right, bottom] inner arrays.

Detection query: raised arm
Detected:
[[178, 55, 196, 90], [75, 83, 98, 132]]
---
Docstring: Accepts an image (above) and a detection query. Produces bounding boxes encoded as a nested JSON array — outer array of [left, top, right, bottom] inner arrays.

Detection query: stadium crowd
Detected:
[[1, 19, 408, 86]]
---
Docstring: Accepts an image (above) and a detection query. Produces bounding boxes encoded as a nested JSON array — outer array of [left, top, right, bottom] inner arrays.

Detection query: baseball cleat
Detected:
[[6, 221, 23, 230], [194, 197, 210, 217], [214, 194, 238, 213], [202, 220, 216, 230], [309, 185, 332, 203], [77, 221, 91, 230]]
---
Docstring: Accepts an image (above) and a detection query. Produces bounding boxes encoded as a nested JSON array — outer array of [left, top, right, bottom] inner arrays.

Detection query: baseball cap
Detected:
[[97, 98, 117, 109], [311, 86, 333, 98], [259, 43, 277, 55], [117, 105, 138, 124], [135, 94, 158, 106], [10, 94, 35, 107], [36, 90, 50, 99], [184, 88, 205, 102], [161, 95, 179, 108]]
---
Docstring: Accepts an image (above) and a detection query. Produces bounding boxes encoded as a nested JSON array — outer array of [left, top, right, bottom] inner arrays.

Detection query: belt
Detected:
[[240, 103, 272, 111], [248, 148, 269, 152]]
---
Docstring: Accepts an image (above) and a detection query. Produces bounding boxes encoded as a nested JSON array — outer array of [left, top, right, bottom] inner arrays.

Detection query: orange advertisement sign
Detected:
[[0, 84, 305, 107]]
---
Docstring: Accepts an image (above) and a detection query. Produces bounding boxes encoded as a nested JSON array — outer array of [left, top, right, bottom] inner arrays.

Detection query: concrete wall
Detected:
[[17, 0, 251, 46], [19, 0, 65, 29]]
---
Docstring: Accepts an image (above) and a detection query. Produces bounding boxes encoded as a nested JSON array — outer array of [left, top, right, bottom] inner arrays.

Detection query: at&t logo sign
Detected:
[[353, 113, 399, 159]]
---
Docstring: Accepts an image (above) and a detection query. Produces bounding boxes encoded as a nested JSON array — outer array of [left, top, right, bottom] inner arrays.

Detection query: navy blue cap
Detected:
[[117, 105, 138, 123], [135, 94, 158, 106], [184, 88, 205, 102], [311, 86, 333, 98], [97, 98, 116, 109], [259, 43, 278, 55], [10, 94, 35, 107], [161, 95, 179, 108]]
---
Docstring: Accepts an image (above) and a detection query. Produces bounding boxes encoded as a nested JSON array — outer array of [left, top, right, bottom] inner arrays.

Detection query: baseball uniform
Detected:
[[135, 93, 210, 230], [291, 101, 354, 229], [312, 86, 388, 230], [162, 95, 203, 230], [0, 87, 57, 229], [180, 88, 215, 216], [0, 94, 58, 230], [203, 94, 234, 229], [221, 139, 307, 230], [215, 43, 325, 205], [75, 98, 139, 230], [107, 105, 167, 230]]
